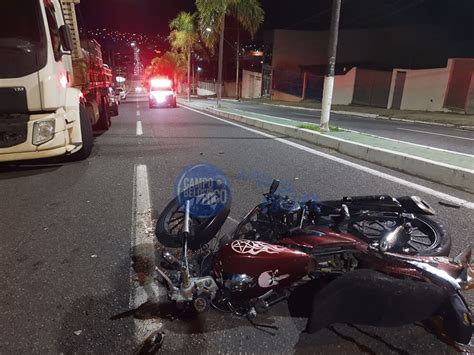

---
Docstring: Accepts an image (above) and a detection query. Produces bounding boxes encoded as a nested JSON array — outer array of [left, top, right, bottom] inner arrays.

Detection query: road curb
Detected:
[[191, 104, 473, 193], [261, 103, 474, 131]]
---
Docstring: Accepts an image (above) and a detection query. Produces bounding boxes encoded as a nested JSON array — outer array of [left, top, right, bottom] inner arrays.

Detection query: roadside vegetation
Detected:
[[297, 123, 344, 132]]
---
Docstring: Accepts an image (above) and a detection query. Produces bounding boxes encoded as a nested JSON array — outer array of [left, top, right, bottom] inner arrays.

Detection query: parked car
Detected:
[[116, 88, 127, 101], [108, 87, 119, 116]]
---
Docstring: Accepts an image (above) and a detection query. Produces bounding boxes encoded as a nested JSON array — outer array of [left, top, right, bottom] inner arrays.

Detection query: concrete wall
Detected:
[[466, 73, 474, 114], [242, 70, 262, 99], [197, 81, 219, 96], [271, 26, 468, 72], [444, 58, 474, 111], [387, 67, 450, 111], [401, 68, 450, 111], [223, 82, 237, 98], [332, 68, 357, 105]]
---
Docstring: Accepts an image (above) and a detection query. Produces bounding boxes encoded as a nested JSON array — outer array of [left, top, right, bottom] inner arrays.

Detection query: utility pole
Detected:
[[217, 15, 226, 108], [320, 0, 342, 132], [192, 60, 195, 96], [235, 27, 240, 100]]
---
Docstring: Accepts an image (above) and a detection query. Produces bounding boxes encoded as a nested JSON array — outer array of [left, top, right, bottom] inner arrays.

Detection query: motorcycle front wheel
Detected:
[[348, 215, 451, 256], [155, 193, 231, 250]]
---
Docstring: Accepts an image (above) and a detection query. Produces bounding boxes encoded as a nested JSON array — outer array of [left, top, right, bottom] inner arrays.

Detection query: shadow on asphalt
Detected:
[[56, 257, 135, 354], [0, 163, 62, 179]]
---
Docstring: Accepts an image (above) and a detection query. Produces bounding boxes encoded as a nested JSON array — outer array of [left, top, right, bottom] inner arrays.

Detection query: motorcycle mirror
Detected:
[[269, 179, 280, 195]]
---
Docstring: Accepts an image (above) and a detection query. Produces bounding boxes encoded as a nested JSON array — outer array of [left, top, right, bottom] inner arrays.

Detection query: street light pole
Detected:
[[235, 27, 240, 100], [320, 0, 342, 132], [217, 15, 226, 108], [187, 48, 191, 102]]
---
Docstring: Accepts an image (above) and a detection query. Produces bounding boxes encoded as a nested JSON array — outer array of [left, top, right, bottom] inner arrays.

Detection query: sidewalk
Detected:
[[180, 99, 474, 193], [242, 98, 474, 129]]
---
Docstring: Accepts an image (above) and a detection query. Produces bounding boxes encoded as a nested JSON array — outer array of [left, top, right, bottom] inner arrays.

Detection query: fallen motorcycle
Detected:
[[157, 179, 450, 256], [155, 199, 473, 345]]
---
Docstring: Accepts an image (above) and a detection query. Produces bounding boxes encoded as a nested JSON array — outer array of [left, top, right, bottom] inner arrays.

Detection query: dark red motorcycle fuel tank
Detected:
[[214, 240, 312, 297]]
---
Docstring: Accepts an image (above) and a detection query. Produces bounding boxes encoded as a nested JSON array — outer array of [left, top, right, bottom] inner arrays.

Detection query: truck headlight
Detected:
[[33, 120, 55, 146]]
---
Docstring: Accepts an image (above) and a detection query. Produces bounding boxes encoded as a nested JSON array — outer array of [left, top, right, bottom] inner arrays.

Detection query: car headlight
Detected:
[[33, 119, 55, 146]]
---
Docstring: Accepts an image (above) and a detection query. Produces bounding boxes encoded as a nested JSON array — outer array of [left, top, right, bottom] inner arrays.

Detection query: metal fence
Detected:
[[305, 74, 324, 101], [272, 69, 303, 97], [352, 69, 392, 108]]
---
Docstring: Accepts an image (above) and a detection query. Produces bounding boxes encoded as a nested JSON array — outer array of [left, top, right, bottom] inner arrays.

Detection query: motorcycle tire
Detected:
[[155, 193, 231, 250], [348, 215, 451, 256]]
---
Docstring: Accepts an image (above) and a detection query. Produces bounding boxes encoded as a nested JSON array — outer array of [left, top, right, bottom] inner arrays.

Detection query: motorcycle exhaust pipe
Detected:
[[379, 225, 405, 252]]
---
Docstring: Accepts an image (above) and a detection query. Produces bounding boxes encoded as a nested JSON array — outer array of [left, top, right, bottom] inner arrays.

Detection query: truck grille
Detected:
[[0, 114, 29, 148], [0, 87, 28, 114]]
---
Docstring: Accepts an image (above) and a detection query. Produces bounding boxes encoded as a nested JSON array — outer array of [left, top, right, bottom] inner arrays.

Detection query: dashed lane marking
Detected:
[[136, 121, 143, 136]]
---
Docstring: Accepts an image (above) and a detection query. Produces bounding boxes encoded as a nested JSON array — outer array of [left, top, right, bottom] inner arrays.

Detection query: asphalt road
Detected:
[[201, 99, 474, 155], [0, 94, 473, 354]]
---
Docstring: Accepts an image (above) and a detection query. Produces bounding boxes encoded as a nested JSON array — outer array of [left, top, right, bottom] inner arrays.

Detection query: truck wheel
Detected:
[[93, 96, 111, 131], [68, 105, 93, 161]]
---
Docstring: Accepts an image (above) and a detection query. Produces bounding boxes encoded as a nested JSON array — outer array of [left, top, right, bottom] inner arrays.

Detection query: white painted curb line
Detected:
[[261, 103, 474, 131], [205, 107, 474, 193]]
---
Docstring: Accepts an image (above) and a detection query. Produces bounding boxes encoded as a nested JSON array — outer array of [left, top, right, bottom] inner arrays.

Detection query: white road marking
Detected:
[[130, 164, 162, 341], [181, 105, 474, 209], [228, 216, 239, 225], [137, 110, 141, 117], [397, 128, 474, 141], [136, 121, 143, 136]]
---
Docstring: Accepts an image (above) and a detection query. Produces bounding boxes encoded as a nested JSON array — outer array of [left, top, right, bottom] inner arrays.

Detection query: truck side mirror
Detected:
[[59, 25, 73, 52]]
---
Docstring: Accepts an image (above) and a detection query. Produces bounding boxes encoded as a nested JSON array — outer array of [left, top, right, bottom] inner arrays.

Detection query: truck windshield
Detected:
[[0, 1, 43, 43], [0, 0, 47, 78]]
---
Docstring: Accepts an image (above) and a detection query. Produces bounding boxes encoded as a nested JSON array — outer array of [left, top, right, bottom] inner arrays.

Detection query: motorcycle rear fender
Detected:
[[321, 195, 435, 215], [397, 196, 436, 215]]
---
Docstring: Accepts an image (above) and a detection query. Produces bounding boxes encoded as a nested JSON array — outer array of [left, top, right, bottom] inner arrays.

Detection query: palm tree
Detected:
[[169, 12, 199, 101], [196, 0, 264, 106]]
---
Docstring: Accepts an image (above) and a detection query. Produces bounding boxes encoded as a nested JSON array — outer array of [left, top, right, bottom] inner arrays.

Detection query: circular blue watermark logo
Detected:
[[175, 163, 231, 218]]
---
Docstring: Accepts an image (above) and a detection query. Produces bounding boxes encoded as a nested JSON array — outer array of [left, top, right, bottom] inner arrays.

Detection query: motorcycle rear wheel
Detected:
[[348, 215, 451, 256]]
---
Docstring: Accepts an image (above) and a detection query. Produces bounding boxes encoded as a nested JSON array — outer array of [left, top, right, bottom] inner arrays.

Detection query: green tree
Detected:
[[169, 12, 200, 101], [196, 0, 264, 106]]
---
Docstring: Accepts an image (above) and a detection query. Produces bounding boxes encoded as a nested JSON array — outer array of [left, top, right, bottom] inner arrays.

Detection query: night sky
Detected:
[[78, 0, 473, 71], [79, 0, 474, 37]]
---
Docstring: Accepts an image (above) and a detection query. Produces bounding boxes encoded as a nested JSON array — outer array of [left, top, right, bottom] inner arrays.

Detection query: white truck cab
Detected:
[[0, 0, 93, 162]]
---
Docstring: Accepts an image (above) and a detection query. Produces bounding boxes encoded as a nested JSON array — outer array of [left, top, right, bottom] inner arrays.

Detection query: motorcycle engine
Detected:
[[271, 198, 302, 228], [221, 273, 256, 293]]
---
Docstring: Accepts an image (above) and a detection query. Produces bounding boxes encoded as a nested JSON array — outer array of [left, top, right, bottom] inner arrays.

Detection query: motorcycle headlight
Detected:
[[33, 119, 55, 146]]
